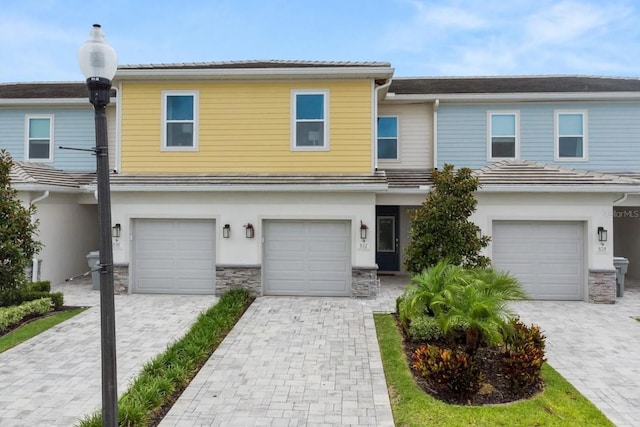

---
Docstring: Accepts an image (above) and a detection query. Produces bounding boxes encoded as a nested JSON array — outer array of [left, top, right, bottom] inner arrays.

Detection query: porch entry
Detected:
[[376, 206, 400, 271]]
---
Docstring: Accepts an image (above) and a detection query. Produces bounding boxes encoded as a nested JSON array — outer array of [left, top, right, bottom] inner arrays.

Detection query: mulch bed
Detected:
[[395, 315, 544, 405]]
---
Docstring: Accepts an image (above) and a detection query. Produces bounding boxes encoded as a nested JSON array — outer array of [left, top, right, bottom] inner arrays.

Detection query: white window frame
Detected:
[[554, 110, 588, 161], [24, 115, 54, 162], [161, 90, 199, 151], [290, 89, 329, 151], [487, 111, 519, 161], [377, 115, 400, 161]]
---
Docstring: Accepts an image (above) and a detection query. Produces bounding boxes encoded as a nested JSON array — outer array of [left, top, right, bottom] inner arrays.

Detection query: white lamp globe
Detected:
[[78, 24, 118, 80]]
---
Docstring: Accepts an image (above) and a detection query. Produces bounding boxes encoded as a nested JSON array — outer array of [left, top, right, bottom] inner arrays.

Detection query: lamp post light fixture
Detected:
[[79, 24, 119, 427]]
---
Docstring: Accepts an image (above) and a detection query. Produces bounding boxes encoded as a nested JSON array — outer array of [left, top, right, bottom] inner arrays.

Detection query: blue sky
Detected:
[[1, 0, 639, 83]]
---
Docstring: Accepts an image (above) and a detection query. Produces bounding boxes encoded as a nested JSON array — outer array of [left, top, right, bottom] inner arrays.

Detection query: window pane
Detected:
[[296, 122, 324, 146], [29, 141, 50, 159], [166, 123, 194, 147], [378, 139, 398, 159], [29, 118, 50, 138], [296, 94, 324, 120], [491, 137, 515, 158], [167, 96, 194, 120], [377, 216, 395, 252], [559, 114, 583, 135], [559, 137, 583, 157], [378, 117, 397, 138], [491, 115, 515, 136]]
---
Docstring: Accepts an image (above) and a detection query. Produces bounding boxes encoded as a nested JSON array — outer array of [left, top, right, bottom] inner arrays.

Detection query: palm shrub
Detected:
[[397, 261, 528, 351]]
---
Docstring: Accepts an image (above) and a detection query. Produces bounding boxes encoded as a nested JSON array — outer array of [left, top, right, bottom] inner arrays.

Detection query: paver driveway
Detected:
[[159, 296, 396, 427], [0, 280, 217, 427], [512, 288, 640, 427]]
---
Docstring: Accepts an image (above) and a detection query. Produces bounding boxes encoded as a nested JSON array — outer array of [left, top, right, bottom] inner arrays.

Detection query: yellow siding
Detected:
[[120, 80, 373, 173]]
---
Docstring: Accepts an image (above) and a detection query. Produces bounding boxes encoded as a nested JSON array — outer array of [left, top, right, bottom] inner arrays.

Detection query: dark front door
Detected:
[[376, 206, 400, 271]]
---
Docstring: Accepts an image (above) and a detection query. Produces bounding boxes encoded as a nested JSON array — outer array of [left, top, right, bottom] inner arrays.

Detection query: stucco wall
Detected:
[[111, 191, 377, 271]]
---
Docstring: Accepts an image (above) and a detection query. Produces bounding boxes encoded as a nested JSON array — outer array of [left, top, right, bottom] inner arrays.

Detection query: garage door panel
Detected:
[[492, 221, 584, 300], [133, 219, 215, 294], [264, 220, 351, 296]]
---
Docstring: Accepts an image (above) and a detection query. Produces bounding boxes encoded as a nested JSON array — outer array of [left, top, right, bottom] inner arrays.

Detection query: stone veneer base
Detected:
[[115, 264, 379, 298], [588, 269, 616, 304]]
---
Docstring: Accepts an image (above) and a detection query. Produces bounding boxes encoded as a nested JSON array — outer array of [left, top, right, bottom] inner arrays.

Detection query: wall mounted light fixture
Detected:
[[222, 224, 231, 239], [245, 223, 255, 239], [360, 221, 368, 240], [112, 223, 121, 238], [597, 226, 608, 242]]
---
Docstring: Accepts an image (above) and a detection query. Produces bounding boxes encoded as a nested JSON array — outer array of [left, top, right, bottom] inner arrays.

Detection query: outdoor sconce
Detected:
[[360, 221, 368, 240], [597, 226, 608, 242], [112, 223, 121, 238], [222, 224, 231, 239], [245, 223, 255, 239]]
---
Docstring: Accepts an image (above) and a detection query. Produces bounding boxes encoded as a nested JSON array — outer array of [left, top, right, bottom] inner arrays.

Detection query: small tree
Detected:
[[0, 150, 42, 294], [405, 163, 490, 273]]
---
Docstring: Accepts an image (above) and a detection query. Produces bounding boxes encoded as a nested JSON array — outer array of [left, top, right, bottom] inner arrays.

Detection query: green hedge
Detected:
[[0, 297, 53, 333]]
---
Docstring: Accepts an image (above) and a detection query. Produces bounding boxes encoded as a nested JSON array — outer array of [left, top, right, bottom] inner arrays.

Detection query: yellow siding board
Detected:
[[120, 80, 373, 173]]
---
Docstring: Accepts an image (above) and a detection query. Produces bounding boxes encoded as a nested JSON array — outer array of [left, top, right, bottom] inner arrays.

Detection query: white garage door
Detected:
[[133, 219, 215, 294], [492, 221, 584, 300], [263, 220, 351, 296]]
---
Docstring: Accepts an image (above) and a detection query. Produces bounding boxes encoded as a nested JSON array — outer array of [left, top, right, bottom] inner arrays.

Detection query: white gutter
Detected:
[[88, 184, 389, 193], [467, 185, 640, 193], [433, 99, 439, 169], [373, 79, 393, 170], [0, 98, 118, 106], [30, 191, 49, 281], [115, 66, 394, 81], [385, 92, 640, 103], [115, 82, 122, 173]]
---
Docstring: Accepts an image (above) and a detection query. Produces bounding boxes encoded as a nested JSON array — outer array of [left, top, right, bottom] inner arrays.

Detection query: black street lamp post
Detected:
[[78, 24, 119, 427]]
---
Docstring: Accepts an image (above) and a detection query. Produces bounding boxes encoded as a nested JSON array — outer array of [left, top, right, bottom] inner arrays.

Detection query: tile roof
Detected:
[[389, 76, 640, 95], [474, 161, 640, 187], [106, 173, 388, 188], [118, 60, 391, 70], [0, 83, 87, 99], [9, 162, 93, 189], [383, 169, 433, 188]]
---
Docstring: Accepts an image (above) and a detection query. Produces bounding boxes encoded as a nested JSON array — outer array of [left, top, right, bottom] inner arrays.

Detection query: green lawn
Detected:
[[374, 313, 614, 427], [0, 307, 87, 353]]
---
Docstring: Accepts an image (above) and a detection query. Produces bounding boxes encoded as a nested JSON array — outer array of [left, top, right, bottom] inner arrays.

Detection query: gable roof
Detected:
[[389, 76, 640, 95]]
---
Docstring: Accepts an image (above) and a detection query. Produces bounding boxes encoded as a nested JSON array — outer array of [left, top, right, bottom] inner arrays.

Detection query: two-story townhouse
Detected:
[[105, 60, 394, 297], [381, 76, 640, 303], [0, 82, 117, 285]]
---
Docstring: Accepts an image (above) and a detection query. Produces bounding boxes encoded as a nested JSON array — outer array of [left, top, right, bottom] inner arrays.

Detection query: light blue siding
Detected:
[[0, 107, 96, 171], [437, 102, 640, 172]]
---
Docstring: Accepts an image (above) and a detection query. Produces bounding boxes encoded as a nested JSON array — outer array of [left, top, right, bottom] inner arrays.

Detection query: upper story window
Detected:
[[488, 111, 518, 160], [555, 111, 587, 161], [377, 116, 398, 159], [25, 115, 54, 162], [162, 91, 198, 150], [292, 90, 329, 150]]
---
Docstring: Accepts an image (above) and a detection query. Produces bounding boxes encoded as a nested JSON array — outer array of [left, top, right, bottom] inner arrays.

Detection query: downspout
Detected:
[[374, 79, 393, 171], [613, 192, 640, 205], [30, 191, 50, 281], [433, 99, 440, 169]]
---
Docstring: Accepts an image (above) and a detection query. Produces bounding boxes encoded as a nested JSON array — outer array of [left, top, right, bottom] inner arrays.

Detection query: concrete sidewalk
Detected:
[[0, 279, 217, 426]]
